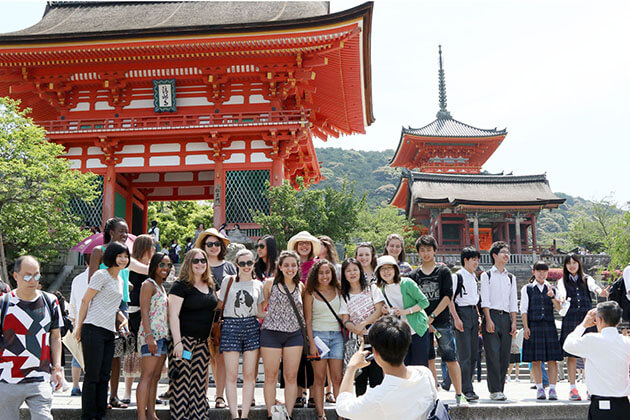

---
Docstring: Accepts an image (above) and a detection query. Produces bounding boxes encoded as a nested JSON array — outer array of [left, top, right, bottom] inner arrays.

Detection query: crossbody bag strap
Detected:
[[314, 289, 345, 329], [381, 286, 394, 309], [1, 292, 10, 332], [217, 276, 235, 318], [280, 282, 309, 350]]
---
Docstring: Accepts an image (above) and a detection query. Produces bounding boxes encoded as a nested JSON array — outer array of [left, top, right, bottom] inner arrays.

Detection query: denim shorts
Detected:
[[428, 323, 457, 362], [220, 317, 261, 353], [141, 337, 168, 357], [71, 355, 81, 368], [260, 329, 303, 349], [313, 330, 344, 360]]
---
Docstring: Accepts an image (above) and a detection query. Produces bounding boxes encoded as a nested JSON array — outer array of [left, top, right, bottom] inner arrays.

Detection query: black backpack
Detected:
[[608, 275, 630, 321], [454, 272, 481, 306]]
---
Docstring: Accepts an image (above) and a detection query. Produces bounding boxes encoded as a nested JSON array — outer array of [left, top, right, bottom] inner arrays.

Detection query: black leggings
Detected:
[[355, 359, 383, 396]]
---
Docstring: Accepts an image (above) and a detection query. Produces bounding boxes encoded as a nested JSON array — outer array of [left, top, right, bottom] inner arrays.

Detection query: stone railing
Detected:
[[408, 253, 611, 270]]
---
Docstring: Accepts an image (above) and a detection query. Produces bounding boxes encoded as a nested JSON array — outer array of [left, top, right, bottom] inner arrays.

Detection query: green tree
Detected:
[[254, 178, 366, 249], [606, 209, 630, 269], [147, 201, 213, 247], [349, 205, 419, 256], [567, 197, 622, 253], [0, 97, 98, 282]]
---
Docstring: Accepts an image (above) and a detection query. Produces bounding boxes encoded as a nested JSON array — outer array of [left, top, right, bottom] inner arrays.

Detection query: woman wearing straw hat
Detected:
[[195, 228, 237, 409], [287, 231, 321, 284]]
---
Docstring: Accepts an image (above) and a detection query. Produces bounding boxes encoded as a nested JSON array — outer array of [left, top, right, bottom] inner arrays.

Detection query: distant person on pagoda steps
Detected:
[[479, 241, 519, 401]]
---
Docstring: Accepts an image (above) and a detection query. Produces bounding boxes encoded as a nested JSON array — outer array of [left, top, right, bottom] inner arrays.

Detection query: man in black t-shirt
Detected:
[[409, 235, 467, 407]]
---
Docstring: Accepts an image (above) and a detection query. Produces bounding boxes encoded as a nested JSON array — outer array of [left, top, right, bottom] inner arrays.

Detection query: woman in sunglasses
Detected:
[[254, 235, 278, 282], [195, 227, 235, 408], [218, 249, 265, 420], [167, 248, 218, 420], [136, 252, 171, 420]]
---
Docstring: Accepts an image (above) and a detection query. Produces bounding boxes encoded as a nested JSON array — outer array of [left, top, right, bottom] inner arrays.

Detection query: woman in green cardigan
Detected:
[[375, 255, 431, 367]]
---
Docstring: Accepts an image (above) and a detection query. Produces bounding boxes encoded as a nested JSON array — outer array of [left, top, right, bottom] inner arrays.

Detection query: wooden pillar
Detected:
[[213, 159, 226, 229], [271, 157, 284, 187], [531, 214, 538, 252], [102, 163, 116, 227], [464, 217, 471, 246], [504, 220, 510, 247], [523, 218, 530, 252], [515, 215, 522, 254], [125, 187, 133, 227], [142, 200, 148, 234], [436, 213, 443, 249], [473, 214, 480, 251]]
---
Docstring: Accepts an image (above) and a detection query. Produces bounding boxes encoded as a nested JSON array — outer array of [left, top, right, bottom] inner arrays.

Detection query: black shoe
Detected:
[[464, 392, 479, 401], [440, 382, 451, 391]]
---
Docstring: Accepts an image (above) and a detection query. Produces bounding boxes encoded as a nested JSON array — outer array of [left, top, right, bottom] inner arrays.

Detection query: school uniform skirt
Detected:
[[522, 320, 562, 362], [560, 308, 596, 358]]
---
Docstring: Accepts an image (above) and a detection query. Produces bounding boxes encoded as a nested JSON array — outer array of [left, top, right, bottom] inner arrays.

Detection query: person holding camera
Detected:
[[336, 316, 437, 420]]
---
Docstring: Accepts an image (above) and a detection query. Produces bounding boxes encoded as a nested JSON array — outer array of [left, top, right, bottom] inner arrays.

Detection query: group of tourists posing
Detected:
[[0, 215, 619, 420]]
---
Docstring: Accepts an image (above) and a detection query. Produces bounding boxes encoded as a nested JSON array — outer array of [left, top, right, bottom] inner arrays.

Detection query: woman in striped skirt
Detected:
[[167, 249, 218, 419], [520, 261, 563, 400]]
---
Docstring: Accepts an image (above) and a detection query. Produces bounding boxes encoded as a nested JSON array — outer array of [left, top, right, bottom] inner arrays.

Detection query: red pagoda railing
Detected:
[[38, 110, 311, 134]]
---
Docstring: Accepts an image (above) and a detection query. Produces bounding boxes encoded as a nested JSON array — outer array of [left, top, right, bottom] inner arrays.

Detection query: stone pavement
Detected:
[[18, 380, 594, 419]]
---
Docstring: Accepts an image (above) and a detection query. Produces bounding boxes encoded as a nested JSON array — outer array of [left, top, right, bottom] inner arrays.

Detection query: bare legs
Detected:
[[312, 358, 343, 417], [567, 356, 577, 385], [136, 354, 166, 420], [262, 345, 303, 417], [224, 350, 259, 419], [211, 352, 226, 404], [531, 361, 557, 385]]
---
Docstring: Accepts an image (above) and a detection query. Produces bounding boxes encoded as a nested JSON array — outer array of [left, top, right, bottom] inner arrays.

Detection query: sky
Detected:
[[1, 0, 629, 205]]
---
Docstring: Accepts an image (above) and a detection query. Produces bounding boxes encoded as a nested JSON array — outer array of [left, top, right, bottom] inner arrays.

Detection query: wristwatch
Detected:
[[430, 313, 436, 319]]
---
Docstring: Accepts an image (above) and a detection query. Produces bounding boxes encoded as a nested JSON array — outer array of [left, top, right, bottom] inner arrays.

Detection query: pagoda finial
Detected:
[[436, 45, 452, 120]]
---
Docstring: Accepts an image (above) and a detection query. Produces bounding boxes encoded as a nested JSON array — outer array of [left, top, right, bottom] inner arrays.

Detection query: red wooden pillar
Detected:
[[213, 159, 226, 229], [504, 220, 510, 248], [436, 213, 443, 249], [102, 163, 116, 227], [142, 199, 148, 234], [464, 217, 471, 246], [271, 157, 284, 187], [531, 214, 538, 252]]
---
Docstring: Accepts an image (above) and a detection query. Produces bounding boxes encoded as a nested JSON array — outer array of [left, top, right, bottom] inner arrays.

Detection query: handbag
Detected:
[[342, 287, 376, 368], [211, 276, 235, 347], [427, 399, 452, 420], [113, 333, 135, 358]]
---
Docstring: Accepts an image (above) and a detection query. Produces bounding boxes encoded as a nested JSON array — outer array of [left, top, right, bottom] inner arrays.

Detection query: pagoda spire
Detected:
[[436, 45, 452, 120]]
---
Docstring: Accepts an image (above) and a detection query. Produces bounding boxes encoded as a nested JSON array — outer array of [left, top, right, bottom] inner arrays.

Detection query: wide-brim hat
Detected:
[[196, 227, 230, 249], [287, 231, 321, 256], [375, 255, 400, 277]]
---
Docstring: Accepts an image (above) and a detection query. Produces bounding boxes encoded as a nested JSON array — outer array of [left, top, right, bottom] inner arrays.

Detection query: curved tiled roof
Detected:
[[0, 1, 330, 38], [403, 118, 507, 138]]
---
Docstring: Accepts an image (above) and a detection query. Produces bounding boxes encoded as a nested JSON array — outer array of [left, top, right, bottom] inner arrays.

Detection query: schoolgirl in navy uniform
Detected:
[[520, 261, 562, 400], [557, 254, 609, 401]]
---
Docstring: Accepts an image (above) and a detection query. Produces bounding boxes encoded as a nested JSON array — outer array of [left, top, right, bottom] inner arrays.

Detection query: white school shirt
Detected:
[[563, 325, 630, 397], [556, 275, 601, 301], [336, 365, 436, 420], [520, 282, 557, 314], [479, 266, 518, 313], [451, 268, 479, 306], [69, 268, 89, 320]]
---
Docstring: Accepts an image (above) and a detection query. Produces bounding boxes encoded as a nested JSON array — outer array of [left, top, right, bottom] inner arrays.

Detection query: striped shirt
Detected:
[[84, 269, 122, 332]]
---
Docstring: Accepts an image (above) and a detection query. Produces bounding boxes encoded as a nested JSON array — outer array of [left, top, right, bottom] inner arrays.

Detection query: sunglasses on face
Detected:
[[159, 262, 174, 269], [205, 241, 222, 248], [256, 244, 266, 249], [192, 258, 207, 265], [23, 273, 42, 282], [237, 260, 254, 267]]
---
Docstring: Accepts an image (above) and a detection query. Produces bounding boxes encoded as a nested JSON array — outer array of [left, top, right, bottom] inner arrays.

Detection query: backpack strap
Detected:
[[455, 273, 465, 298], [41, 292, 56, 330], [1, 292, 11, 332]]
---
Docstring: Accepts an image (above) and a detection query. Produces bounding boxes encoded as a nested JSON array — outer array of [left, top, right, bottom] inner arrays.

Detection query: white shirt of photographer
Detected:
[[336, 365, 436, 420]]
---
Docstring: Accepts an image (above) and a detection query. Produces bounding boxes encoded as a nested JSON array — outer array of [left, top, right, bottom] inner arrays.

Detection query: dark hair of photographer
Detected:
[[367, 315, 412, 366]]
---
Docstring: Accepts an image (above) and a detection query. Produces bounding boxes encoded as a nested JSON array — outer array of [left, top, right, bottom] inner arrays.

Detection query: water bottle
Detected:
[[559, 298, 571, 317]]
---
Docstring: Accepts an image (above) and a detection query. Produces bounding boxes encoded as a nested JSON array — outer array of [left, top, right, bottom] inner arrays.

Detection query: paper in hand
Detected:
[[313, 336, 330, 358]]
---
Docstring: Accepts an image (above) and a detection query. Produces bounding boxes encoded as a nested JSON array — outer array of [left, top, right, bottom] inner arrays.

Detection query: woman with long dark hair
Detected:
[[557, 253, 609, 401], [254, 235, 278, 281], [136, 252, 171, 420], [261, 250, 305, 419], [338, 257, 385, 395], [304, 259, 344, 420], [168, 248, 217, 419]]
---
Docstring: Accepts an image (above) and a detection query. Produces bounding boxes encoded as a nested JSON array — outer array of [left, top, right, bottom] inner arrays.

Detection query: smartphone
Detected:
[[365, 353, 375, 362], [182, 350, 192, 360], [363, 334, 372, 351]]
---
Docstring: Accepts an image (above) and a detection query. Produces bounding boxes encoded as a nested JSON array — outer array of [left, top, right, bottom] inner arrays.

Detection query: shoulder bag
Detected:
[[211, 275, 235, 347]]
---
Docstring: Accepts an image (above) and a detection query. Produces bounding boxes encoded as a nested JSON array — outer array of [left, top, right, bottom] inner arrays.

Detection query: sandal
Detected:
[[308, 397, 316, 408], [215, 396, 227, 408], [109, 397, 128, 409], [120, 398, 131, 405], [325, 391, 336, 403], [294, 396, 306, 408]]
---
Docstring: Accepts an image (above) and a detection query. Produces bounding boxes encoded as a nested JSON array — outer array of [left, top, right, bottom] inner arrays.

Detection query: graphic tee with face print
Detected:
[[218, 278, 264, 318]]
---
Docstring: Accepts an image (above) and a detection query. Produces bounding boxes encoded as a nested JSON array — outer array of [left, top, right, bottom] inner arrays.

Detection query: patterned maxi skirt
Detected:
[[522, 320, 563, 362], [168, 336, 210, 420]]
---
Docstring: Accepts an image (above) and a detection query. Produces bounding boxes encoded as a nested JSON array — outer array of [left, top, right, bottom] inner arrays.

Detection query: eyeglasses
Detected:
[[237, 260, 254, 267], [192, 258, 207, 265], [256, 244, 266, 249], [159, 262, 174, 269], [23, 273, 42, 282], [205, 241, 222, 248], [499, 250, 511, 256]]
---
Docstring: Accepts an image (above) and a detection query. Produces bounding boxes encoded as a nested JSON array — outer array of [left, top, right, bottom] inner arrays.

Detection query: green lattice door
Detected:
[[225, 170, 270, 224], [69, 175, 103, 229]]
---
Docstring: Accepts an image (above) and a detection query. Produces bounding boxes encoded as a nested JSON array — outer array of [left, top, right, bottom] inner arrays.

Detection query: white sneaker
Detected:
[[490, 392, 503, 401], [515, 378, 520, 383], [506, 377, 512, 382], [62, 378, 71, 392], [456, 394, 469, 407], [498, 392, 507, 401]]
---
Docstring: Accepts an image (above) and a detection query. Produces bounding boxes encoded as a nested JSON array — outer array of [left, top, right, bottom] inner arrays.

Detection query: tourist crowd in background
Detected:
[[1, 216, 629, 420]]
